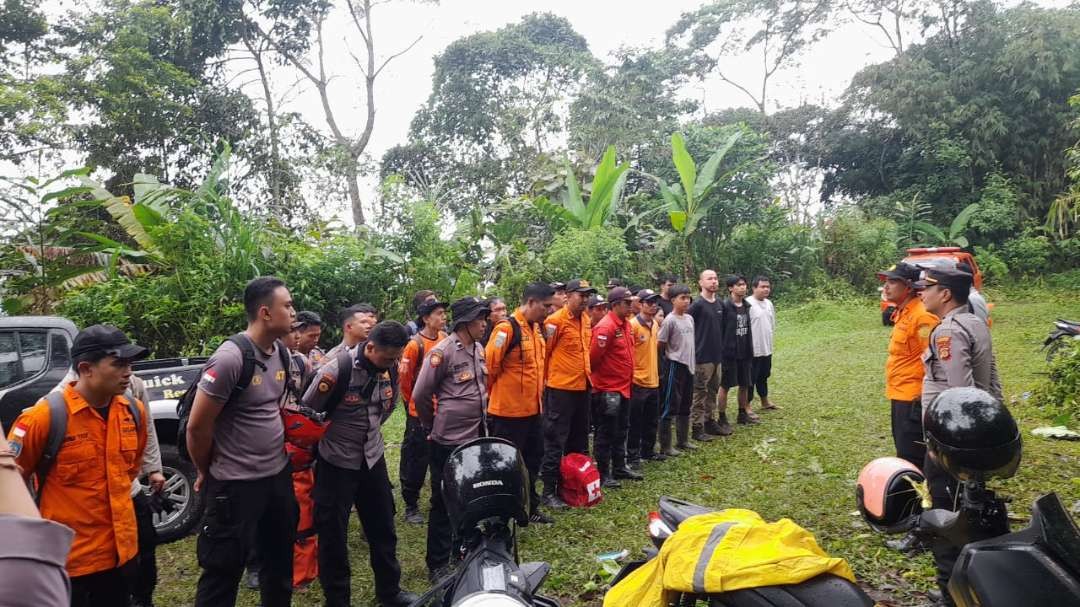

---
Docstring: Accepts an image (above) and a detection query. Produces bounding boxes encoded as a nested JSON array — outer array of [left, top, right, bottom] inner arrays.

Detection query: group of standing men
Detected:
[[878, 262, 1001, 607], [0, 267, 782, 607]]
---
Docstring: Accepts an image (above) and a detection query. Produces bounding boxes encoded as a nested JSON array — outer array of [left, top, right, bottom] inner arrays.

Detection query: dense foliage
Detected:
[[2, 0, 1080, 362]]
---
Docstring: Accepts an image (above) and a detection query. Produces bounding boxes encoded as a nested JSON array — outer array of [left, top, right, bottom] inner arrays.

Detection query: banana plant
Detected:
[[644, 129, 747, 274], [909, 202, 981, 248], [531, 145, 630, 230]]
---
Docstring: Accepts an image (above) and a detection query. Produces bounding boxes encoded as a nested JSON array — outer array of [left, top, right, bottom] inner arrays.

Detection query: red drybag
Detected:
[[559, 453, 603, 508]]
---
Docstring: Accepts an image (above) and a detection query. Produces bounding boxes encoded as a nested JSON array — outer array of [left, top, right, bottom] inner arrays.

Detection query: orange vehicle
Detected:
[[880, 247, 988, 326]]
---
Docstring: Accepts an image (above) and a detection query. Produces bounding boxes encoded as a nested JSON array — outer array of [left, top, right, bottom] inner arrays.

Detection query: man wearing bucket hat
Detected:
[[412, 297, 490, 582], [7, 324, 150, 607], [539, 279, 596, 509], [398, 298, 448, 524]]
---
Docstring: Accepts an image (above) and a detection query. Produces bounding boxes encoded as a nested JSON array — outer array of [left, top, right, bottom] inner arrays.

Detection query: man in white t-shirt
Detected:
[[746, 276, 778, 411]]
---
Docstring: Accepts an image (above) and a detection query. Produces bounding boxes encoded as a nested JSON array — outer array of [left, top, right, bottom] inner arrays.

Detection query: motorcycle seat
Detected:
[[702, 573, 874, 607]]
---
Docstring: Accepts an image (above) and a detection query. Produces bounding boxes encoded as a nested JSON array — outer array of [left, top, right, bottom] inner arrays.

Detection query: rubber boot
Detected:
[[692, 423, 715, 442], [659, 419, 680, 457], [676, 416, 697, 450]]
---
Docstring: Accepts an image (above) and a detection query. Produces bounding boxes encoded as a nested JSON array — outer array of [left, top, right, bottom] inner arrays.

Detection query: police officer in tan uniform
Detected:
[[915, 266, 1002, 606], [411, 297, 490, 582]]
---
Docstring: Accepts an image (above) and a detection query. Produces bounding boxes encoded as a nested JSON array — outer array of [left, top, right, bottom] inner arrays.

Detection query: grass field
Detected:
[[156, 293, 1080, 606]]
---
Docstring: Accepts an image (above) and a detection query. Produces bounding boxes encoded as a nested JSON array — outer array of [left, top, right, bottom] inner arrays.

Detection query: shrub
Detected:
[[973, 246, 1010, 285], [543, 226, 632, 286], [1000, 228, 1053, 275], [821, 210, 899, 292], [1030, 341, 1080, 425]]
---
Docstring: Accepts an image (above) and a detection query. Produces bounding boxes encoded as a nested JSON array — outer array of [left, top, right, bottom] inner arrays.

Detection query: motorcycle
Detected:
[[610, 388, 1080, 606], [608, 496, 875, 606], [410, 437, 560, 607], [1043, 318, 1080, 360]]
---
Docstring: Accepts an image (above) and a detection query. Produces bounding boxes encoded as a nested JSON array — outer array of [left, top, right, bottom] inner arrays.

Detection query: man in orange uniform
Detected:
[[627, 289, 663, 467], [539, 279, 596, 509], [7, 324, 149, 607], [878, 261, 939, 555], [487, 282, 553, 521], [398, 299, 447, 524]]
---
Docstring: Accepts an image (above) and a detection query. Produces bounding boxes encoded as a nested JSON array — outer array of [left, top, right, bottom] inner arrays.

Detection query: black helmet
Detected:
[[443, 437, 529, 534], [924, 387, 1021, 481]]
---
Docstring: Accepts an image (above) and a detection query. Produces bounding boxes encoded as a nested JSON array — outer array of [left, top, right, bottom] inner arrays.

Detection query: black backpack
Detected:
[[318, 344, 399, 415], [176, 334, 294, 461], [34, 390, 142, 505]]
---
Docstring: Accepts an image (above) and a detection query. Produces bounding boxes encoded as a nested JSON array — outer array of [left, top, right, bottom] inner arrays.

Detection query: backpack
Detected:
[[559, 452, 603, 508], [176, 334, 294, 461], [36, 390, 142, 505], [311, 343, 400, 418], [489, 316, 534, 359]]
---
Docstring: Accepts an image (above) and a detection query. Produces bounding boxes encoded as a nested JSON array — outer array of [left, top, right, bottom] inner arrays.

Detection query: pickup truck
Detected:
[[0, 316, 205, 543], [879, 246, 989, 326]]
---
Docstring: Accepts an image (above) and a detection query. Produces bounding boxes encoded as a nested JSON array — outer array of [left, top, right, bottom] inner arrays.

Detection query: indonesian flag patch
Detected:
[[202, 369, 217, 384], [12, 423, 28, 438]]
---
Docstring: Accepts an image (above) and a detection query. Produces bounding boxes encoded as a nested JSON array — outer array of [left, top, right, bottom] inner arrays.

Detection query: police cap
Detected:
[[914, 267, 973, 291]]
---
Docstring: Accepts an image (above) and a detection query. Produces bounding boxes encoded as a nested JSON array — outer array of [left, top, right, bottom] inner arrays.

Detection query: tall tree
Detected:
[[385, 13, 599, 218], [667, 0, 835, 115], [247, 0, 430, 226]]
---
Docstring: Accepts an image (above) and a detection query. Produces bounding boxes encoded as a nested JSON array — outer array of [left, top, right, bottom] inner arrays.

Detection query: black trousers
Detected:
[[924, 451, 962, 606], [131, 491, 158, 604], [891, 399, 926, 467], [314, 456, 404, 606], [400, 414, 429, 509], [751, 355, 772, 400], [194, 464, 297, 607], [660, 361, 693, 418], [488, 415, 543, 514], [539, 388, 591, 488], [426, 441, 456, 573], [71, 562, 135, 607], [592, 391, 630, 475], [627, 385, 659, 461]]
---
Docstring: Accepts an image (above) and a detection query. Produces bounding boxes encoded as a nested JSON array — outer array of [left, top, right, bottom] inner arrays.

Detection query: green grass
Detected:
[[157, 295, 1080, 606]]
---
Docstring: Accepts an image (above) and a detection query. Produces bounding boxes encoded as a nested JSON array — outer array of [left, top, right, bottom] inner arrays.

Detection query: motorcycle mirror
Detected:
[[519, 561, 550, 595]]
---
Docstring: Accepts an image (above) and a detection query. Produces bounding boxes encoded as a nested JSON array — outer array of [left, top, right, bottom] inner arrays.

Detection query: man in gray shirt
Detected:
[[186, 277, 300, 607], [656, 284, 696, 456], [411, 297, 490, 581], [301, 321, 418, 607]]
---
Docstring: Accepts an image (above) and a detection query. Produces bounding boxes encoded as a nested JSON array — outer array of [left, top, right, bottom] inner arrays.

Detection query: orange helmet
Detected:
[[856, 457, 925, 532], [281, 406, 328, 469]]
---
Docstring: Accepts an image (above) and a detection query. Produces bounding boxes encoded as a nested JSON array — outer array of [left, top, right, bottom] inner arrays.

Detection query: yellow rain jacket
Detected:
[[604, 509, 856, 607]]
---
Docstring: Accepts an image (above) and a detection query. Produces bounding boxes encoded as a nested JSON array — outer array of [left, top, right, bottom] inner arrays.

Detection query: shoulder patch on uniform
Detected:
[[936, 335, 952, 361], [494, 331, 507, 348], [430, 350, 444, 367], [917, 324, 933, 340], [317, 372, 335, 393], [545, 323, 556, 339], [597, 333, 608, 347], [8, 439, 21, 457]]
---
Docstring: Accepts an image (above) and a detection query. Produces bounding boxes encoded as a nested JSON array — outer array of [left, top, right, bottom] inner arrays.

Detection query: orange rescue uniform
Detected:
[[486, 309, 545, 417], [8, 383, 147, 577], [543, 305, 592, 390], [885, 297, 939, 401], [630, 314, 660, 388], [399, 330, 446, 417]]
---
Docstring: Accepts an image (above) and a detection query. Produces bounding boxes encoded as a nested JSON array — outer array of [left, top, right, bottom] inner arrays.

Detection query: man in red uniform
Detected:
[[589, 287, 641, 488]]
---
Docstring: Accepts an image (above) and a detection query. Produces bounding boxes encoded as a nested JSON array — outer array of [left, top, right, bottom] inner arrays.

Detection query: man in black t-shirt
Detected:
[[688, 270, 727, 441], [656, 273, 676, 318], [718, 275, 758, 426]]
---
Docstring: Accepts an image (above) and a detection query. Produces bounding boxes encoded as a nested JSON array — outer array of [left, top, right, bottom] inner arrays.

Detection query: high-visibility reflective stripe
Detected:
[[693, 522, 736, 593]]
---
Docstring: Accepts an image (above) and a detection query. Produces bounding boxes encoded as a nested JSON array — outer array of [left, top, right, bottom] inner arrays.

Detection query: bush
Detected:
[[1030, 341, 1080, 425], [970, 173, 1019, 243], [1001, 228, 1053, 275], [974, 246, 1010, 285], [543, 226, 632, 287], [821, 210, 899, 292], [720, 206, 823, 297]]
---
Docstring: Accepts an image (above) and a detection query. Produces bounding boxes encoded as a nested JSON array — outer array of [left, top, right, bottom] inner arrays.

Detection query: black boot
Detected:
[[659, 419, 680, 457], [676, 416, 697, 450], [692, 424, 715, 442], [613, 465, 644, 481], [541, 483, 567, 509]]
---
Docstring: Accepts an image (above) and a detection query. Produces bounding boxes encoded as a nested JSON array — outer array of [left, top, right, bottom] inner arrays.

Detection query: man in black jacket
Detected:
[[718, 275, 758, 426]]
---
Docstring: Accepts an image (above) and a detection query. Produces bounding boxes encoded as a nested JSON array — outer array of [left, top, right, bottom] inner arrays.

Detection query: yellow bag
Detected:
[[604, 509, 856, 607]]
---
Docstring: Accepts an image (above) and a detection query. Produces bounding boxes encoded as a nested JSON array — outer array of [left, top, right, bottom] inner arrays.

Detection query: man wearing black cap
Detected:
[[590, 286, 642, 487], [587, 294, 608, 327], [916, 266, 1003, 606], [550, 282, 568, 317], [628, 289, 663, 466], [540, 279, 596, 508], [7, 325, 150, 607], [398, 299, 448, 524], [411, 297, 490, 581]]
